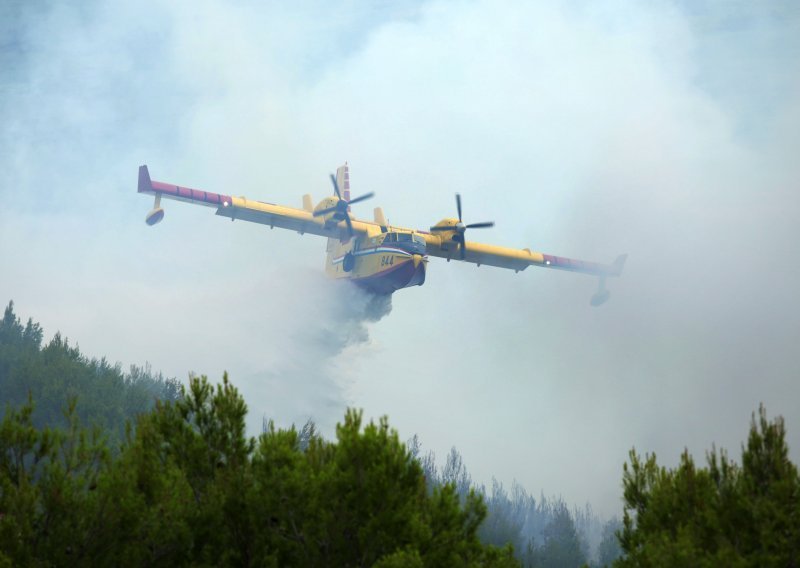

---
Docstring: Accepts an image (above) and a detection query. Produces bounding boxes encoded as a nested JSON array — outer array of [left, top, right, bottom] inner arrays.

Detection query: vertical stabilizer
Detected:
[[374, 207, 387, 226], [336, 163, 351, 210]]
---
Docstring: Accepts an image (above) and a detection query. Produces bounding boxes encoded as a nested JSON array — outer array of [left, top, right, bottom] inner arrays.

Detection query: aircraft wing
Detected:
[[138, 165, 370, 238], [420, 232, 627, 277]]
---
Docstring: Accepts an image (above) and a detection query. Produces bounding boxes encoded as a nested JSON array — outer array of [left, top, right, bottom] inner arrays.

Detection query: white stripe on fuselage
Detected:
[[332, 246, 417, 264]]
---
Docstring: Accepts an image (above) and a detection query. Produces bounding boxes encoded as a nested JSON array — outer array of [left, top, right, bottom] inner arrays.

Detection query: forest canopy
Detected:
[[1, 373, 520, 565], [0, 300, 180, 442], [1, 301, 798, 567], [0, 302, 519, 566], [618, 405, 800, 566]]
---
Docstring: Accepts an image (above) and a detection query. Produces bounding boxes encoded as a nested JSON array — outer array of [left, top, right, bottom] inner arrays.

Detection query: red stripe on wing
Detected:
[[149, 179, 233, 207]]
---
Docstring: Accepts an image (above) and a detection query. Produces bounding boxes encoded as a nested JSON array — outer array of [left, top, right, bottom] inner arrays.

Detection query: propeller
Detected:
[[313, 173, 374, 238], [430, 193, 494, 260]]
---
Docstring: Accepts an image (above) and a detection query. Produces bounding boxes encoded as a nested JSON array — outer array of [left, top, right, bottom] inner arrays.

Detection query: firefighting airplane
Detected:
[[138, 164, 626, 305]]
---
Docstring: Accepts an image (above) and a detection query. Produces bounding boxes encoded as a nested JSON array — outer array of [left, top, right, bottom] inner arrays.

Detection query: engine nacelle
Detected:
[[146, 207, 165, 226], [313, 196, 343, 223], [430, 218, 459, 239]]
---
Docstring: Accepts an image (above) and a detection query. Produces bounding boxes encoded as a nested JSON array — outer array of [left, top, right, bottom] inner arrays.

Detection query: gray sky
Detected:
[[2, 0, 799, 517]]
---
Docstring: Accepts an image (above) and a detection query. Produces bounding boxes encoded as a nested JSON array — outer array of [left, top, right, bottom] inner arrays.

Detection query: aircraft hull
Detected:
[[353, 257, 426, 295]]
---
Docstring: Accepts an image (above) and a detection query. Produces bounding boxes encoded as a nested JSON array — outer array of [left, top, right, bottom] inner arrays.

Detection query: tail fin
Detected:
[[335, 163, 350, 205], [138, 165, 154, 194]]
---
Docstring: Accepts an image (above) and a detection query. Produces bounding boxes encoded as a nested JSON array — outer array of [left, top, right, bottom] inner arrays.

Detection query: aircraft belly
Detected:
[[328, 246, 427, 293], [353, 255, 426, 294]]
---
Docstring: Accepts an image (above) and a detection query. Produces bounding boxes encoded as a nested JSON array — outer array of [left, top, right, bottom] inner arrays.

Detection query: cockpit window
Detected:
[[383, 232, 424, 247], [386, 233, 414, 242]]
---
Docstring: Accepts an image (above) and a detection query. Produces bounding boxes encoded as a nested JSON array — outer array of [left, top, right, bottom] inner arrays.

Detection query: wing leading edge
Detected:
[[421, 232, 626, 278], [137, 165, 368, 239]]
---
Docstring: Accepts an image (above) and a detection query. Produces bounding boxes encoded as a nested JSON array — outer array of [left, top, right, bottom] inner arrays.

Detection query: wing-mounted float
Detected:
[[138, 164, 626, 305]]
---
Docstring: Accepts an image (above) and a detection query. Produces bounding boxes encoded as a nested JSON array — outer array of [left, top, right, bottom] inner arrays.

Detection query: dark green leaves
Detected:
[[618, 405, 800, 567], [0, 372, 518, 567]]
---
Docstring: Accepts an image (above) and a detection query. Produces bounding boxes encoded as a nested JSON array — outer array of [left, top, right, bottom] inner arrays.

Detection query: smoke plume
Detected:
[[241, 274, 393, 435]]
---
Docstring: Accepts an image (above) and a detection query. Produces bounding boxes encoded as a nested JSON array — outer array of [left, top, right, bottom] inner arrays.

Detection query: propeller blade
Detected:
[[329, 173, 342, 199], [344, 214, 354, 238], [347, 192, 374, 205], [313, 205, 338, 217], [432, 194, 493, 251]]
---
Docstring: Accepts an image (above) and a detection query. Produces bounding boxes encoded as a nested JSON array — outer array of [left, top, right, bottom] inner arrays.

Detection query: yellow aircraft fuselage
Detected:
[[310, 173, 429, 294], [325, 230, 428, 295]]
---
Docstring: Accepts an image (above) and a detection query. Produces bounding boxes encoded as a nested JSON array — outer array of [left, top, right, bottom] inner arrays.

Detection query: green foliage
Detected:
[[478, 480, 528, 553], [526, 501, 587, 568], [0, 301, 181, 443], [414, 442, 597, 567], [472, 477, 598, 568], [617, 405, 800, 567], [0, 372, 519, 566], [0, 396, 110, 564], [595, 518, 622, 567], [373, 548, 425, 568], [251, 404, 518, 566]]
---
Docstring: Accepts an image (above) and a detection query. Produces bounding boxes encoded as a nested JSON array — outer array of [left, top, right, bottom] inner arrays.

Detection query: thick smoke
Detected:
[[307, 280, 393, 349], [2, 0, 798, 520], [241, 275, 392, 435]]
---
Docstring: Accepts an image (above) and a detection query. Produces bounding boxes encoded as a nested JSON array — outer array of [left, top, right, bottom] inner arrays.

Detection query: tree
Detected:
[[0, 301, 181, 444], [617, 405, 800, 566], [595, 518, 622, 567], [528, 501, 587, 568], [253, 407, 518, 566], [0, 396, 110, 565], [1, 370, 520, 566], [479, 479, 527, 553]]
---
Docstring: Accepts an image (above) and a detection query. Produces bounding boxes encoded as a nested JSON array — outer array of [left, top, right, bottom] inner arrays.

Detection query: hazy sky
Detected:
[[2, 0, 799, 517]]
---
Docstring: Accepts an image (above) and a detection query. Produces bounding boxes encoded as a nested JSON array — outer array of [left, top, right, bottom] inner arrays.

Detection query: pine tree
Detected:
[[617, 405, 800, 566]]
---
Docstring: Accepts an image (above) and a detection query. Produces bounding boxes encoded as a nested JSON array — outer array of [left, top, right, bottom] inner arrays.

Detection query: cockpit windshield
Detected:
[[384, 232, 426, 251], [386, 232, 424, 243], [386, 233, 408, 242]]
